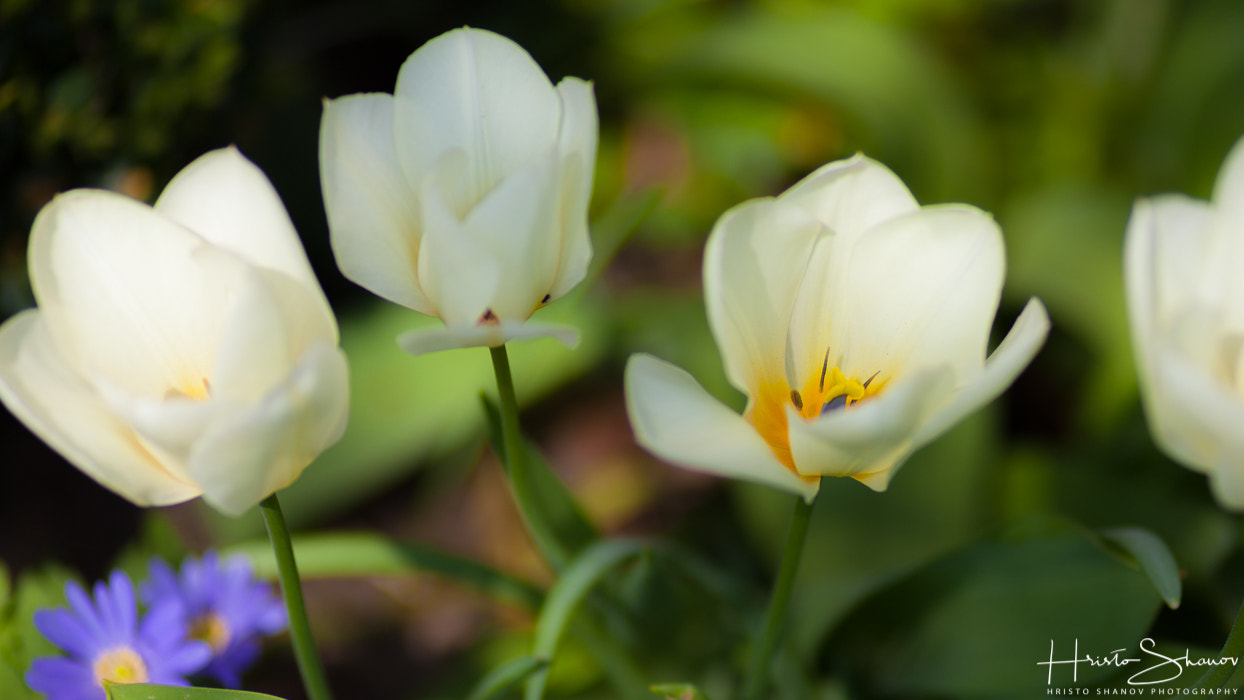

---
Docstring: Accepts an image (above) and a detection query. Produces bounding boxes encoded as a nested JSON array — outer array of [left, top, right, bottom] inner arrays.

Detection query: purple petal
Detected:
[[106, 570, 138, 637], [63, 582, 106, 641], [26, 656, 101, 700], [32, 609, 102, 659]]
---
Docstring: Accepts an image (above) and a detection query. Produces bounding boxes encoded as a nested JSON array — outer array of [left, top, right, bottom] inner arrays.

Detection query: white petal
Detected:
[[1209, 461, 1244, 513], [547, 77, 599, 300], [211, 262, 339, 404], [155, 147, 322, 293], [189, 342, 349, 516], [787, 366, 954, 489], [320, 94, 432, 314], [781, 154, 920, 244], [1211, 133, 1244, 225], [913, 298, 1050, 447], [396, 320, 579, 356], [0, 311, 201, 506], [30, 190, 243, 397], [1141, 340, 1244, 477], [416, 169, 502, 325], [624, 353, 819, 500], [822, 205, 1004, 382], [703, 197, 825, 397], [466, 152, 562, 320], [394, 28, 560, 210]]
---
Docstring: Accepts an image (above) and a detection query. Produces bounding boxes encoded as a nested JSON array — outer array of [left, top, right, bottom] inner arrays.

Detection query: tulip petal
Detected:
[[913, 298, 1050, 447], [416, 167, 503, 325], [0, 311, 201, 505], [211, 262, 340, 404], [397, 320, 579, 356], [189, 342, 349, 516], [704, 198, 825, 397], [30, 190, 244, 398], [781, 154, 920, 244], [155, 147, 323, 294], [800, 205, 1004, 384], [394, 28, 560, 210], [547, 77, 599, 300], [320, 93, 433, 315], [625, 353, 820, 501], [466, 152, 562, 320], [787, 366, 954, 489]]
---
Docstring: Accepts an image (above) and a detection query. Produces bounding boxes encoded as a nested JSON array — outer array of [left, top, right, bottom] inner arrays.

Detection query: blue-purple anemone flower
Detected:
[[26, 570, 211, 700], [142, 552, 287, 688]]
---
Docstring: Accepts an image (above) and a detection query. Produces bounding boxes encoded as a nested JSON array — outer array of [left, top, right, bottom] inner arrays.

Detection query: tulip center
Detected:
[[167, 377, 211, 401], [747, 355, 886, 472], [93, 647, 149, 687]]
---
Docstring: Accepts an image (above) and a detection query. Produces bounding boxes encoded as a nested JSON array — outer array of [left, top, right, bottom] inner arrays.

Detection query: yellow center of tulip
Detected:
[[747, 353, 887, 473], [190, 612, 232, 652], [93, 647, 149, 686], [166, 377, 211, 400]]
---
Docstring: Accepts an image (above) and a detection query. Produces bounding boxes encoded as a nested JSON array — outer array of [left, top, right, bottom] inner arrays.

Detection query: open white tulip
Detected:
[[0, 147, 349, 516], [319, 27, 598, 355], [1125, 135, 1244, 510], [626, 155, 1049, 499]]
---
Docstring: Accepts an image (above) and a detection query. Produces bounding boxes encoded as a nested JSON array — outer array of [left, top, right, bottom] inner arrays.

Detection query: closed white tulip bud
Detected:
[[626, 155, 1049, 499], [1126, 134, 1244, 510], [0, 147, 350, 516], [319, 27, 598, 355]]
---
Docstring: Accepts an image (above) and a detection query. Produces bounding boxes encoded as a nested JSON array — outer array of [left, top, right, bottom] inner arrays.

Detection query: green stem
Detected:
[[260, 493, 333, 700], [489, 344, 570, 571], [742, 495, 816, 700], [1193, 595, 1244, 689]]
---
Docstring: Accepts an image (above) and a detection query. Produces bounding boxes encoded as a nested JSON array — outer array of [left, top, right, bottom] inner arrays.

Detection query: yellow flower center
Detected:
[[190, 612, 232, 652], [747, 354, 887, 473], [93, 647, 149, 686], [165, 377, 211, 400]]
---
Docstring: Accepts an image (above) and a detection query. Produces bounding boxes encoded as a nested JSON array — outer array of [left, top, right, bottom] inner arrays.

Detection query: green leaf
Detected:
[[480, 394, 600, 561], [1099, 527, 1183, 610], [526, 539, 652, 700], [106, 684, 285, 700], [226, 532, 542, 610], [821, 515, 1164, 698], [649, 683, 712, 700], [466, 656, 548, 700]]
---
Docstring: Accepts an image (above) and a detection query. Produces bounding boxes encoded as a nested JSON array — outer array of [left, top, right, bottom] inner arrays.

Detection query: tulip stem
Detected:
[[742, 494, 816, 700], [1193, 595, 1244, 689], [260, 493, 334, 700], [489, 344, 570, 571]]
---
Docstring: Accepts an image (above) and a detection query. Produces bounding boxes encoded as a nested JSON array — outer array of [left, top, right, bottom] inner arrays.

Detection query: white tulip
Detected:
[[625, 155, 1049, 499], [1125, 135, 1244, 509], [0, 147, 349, 516], [319, 27, 598, 355]]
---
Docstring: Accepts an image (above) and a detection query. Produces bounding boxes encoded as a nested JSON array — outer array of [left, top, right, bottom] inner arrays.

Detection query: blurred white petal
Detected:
[[397, 321, 579, 356]]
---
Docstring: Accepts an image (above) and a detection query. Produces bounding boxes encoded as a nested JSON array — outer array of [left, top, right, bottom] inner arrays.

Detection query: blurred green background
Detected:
[[3, 0, 1244, 698]]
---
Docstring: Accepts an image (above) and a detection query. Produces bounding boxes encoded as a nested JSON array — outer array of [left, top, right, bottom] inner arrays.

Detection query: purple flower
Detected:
[[26, 570, 211, 700], [142, 552, 287, 689]]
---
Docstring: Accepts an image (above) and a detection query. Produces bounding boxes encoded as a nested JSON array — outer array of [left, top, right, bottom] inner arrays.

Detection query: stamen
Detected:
[[479, 308, 499, 325], [822, 394, 849, 414], [819, 347, 830, 391], [790, 390, 803, 411], [541, 294, 551, 304], [863, 371, 879, 389], [93, 647, 149, 686]]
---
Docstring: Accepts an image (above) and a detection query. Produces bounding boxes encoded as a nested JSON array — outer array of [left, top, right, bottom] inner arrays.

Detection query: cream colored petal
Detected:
[[320, 94, 432, 315], [155, 147, 321, 293], [704, 197, 825, 397], [397, 320, 579, 356], [781, 154, 920, 244], [547, 77, 598, 300], [30, 190, 243, 398], [825, 205, 1005, 382], [466, 152, 562, 320], [394, 28, 560, 209], [416, 170, 502, 326], [211, 261, 339, 404], [625, 353, 819, 501], [913, 298, 1049, 447], [787, 366, 954, 488], [189, 342, 349, 516], [0, 311, 201, 506]]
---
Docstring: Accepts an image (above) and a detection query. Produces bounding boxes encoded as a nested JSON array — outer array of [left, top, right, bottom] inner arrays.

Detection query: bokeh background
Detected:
[[4, 0, 1244, 698]]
